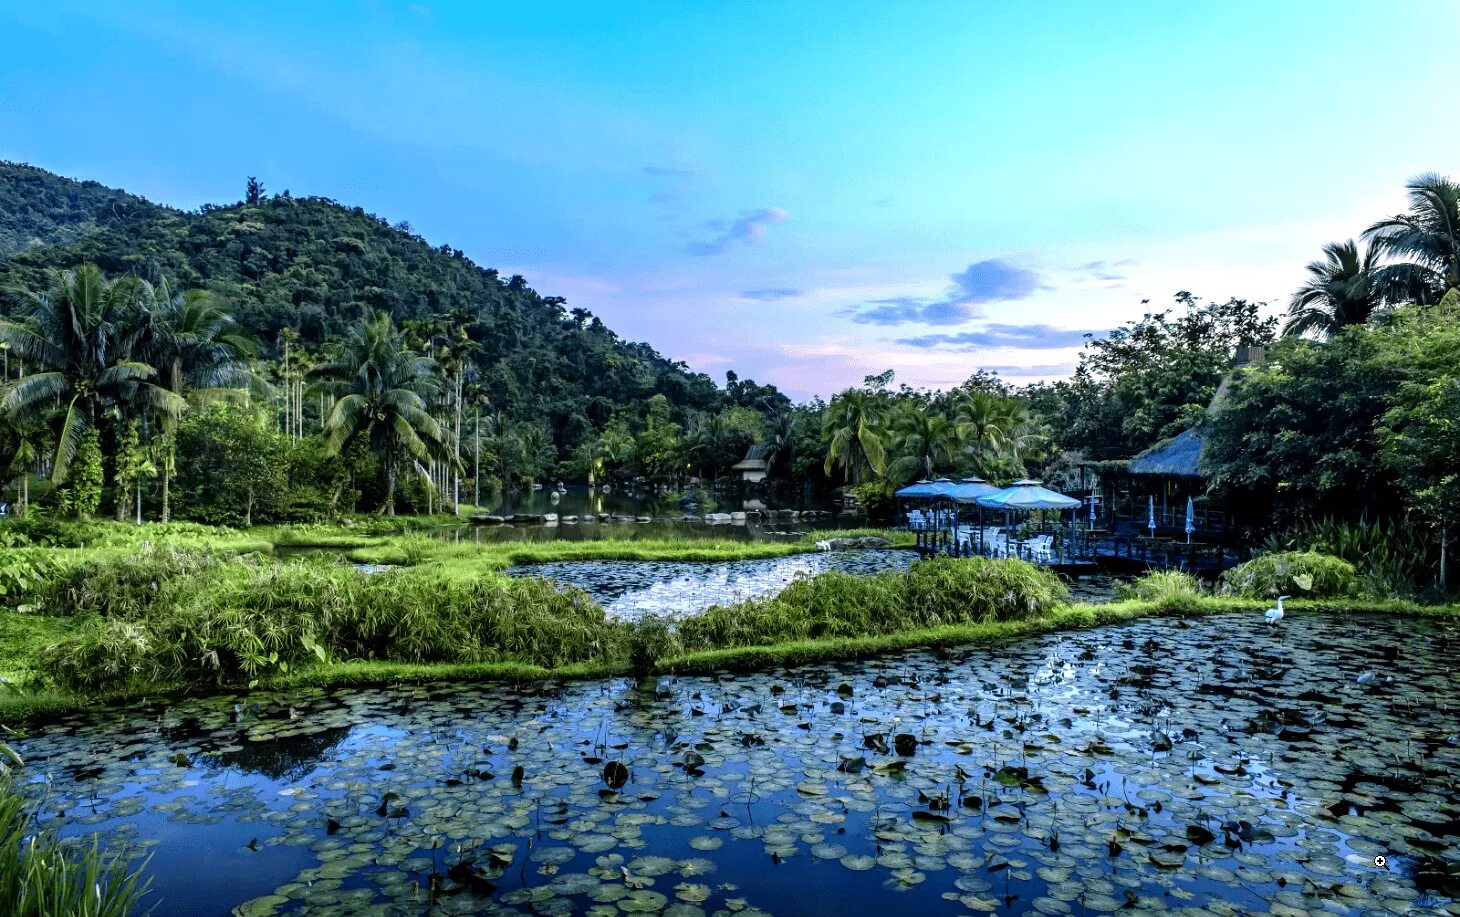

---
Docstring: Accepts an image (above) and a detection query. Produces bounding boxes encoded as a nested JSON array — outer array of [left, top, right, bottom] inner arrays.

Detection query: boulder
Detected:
[[471, 514, 505, 525], [822, 536, 893, 551], [561, 515, 579, 524], [635, 515, 652, 523], [510, 513, 546, 525]]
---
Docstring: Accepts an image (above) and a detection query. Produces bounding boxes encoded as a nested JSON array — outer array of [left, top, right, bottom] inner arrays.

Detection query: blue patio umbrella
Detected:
[[948, 476, 1001, 504], [894, 479, 937, 499], [975, 480, 1081, 511], [1185, 496, 1196, 543]]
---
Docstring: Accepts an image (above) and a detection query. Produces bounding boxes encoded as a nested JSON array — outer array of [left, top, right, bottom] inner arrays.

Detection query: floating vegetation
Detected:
[[12, 612, 1460, 915]]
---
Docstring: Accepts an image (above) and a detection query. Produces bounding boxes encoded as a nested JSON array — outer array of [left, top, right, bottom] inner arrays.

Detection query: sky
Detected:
[[3, 1, 1460, 400]]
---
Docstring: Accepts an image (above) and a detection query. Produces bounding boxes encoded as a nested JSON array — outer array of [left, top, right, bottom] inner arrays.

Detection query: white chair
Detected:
[[1027, 534, 1054, 563]]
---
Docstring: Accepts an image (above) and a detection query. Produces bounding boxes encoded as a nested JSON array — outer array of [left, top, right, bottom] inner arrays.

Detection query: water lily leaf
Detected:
[[603, 761, 629, 789]]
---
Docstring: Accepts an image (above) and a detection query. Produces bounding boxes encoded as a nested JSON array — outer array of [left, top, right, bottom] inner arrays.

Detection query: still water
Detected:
[[15, 613, 1459, 916]]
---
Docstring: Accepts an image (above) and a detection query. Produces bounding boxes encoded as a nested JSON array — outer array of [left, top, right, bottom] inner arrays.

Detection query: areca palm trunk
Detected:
[[385, 460, 398, 516]]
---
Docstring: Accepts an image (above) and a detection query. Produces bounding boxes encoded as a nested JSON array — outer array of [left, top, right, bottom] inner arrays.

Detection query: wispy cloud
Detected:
[[847, 258, 1046, 325], [1073, 258, 1135, 284], [686, 207, 790, 256], [897, 323, 1103, 350], [740, 288, 800, 301]]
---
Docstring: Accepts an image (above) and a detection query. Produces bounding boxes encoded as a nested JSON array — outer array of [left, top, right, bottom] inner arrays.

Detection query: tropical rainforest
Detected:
[[0, 162, 1457, 591]]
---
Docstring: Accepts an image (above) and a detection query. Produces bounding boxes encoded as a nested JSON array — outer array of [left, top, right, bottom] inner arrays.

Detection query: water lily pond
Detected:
[[506, 551, 918, 620], [15, 612, 1460, 916]]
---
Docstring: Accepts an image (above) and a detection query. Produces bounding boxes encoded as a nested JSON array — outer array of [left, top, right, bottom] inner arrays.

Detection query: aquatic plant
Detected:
[[0, 775, 151, 916], [1221, 550, 1359, 598]]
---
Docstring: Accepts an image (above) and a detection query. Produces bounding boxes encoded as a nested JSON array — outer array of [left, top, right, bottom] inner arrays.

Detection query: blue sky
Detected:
[[4, 1, 1459, 399]]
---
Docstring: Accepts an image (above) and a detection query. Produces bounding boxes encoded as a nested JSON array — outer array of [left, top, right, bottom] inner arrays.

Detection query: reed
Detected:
[[0, 776, 151, 917]]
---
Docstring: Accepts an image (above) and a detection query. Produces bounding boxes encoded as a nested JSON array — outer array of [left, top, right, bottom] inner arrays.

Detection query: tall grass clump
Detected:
[[1117, 569, 1206, 607], [679, 557, 1068, 652], [1221, 550, 1358, 599], [37, 556, 621, 691], [0, 776, 151, 916], [32, 544, 234, 618]]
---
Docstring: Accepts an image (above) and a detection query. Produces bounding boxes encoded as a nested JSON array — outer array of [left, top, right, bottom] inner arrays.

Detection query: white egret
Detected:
[[1264, 595, 1288, 625]]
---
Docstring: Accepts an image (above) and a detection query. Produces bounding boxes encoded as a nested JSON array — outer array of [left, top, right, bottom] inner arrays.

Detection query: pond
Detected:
[[506, 550, 919, 620], [14, 612, 1460, 916]]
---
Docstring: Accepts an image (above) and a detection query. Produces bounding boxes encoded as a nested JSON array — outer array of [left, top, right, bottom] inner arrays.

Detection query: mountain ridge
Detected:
[[0, 160, 758, 456]]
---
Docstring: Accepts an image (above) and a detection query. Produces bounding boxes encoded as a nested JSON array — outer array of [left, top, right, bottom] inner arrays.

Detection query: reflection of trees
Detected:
[[1403, 855, 1460, 900], [215, 727, 352, 781]]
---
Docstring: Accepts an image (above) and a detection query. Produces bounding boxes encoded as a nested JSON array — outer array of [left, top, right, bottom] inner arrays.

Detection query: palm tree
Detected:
[[1283, 240, 1382, 339], [762, 411, 796, 477], [823, 390, 886, 484], [951, 392, 1018, 469], [886, 404, 956, 484], [0, 265, 183, 484], [309, 311, 447, 514], [1364, 173, 1460, 305], [130, 279, 258, 521]]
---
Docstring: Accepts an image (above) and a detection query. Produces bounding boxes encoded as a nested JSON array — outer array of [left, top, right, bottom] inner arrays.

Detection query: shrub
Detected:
[[36, 553, 619, 690], [32, 544, 233, 618], [679, 557, 1068, 652], [1263, 518, 1439, 598], [1118, 570, 1205, 606], [627, 616, 680, 677], [1221, 550, 1358, 598]]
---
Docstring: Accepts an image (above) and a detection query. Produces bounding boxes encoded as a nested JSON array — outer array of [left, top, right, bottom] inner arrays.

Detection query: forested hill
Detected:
[[0, 161, 746, 449]]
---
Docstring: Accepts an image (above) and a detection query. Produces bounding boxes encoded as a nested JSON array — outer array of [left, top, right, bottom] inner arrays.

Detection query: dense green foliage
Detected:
[[1026, 293, 1276, 461], [1117, 569, 1206, 606], [816, 371, 1044, 515], [5, 532, 1060, 694], [678, 557, 1069, 652], [1204, 296, 1460, 583], [1220, 551, 1359, 599]]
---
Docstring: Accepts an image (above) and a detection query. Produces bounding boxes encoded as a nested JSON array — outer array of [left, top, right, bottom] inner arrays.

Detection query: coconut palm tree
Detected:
[[951, 391, 1018, 469], [309, 311, 447, 514], [823, 390, 886, 484], [886, 403, 957, 484], [129, 279, 259, 521], [0, 265, 183, 483], [1283, 240, 1383, 339], [1364, 173, 1460, 305]]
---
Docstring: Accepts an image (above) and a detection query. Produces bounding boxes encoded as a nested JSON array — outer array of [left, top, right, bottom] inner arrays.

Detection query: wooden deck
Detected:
[[912, 527, 1243, 578]]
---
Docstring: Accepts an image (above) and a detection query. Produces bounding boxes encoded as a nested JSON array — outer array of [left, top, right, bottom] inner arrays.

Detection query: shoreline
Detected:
[[5, 594, 1453, 724]]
